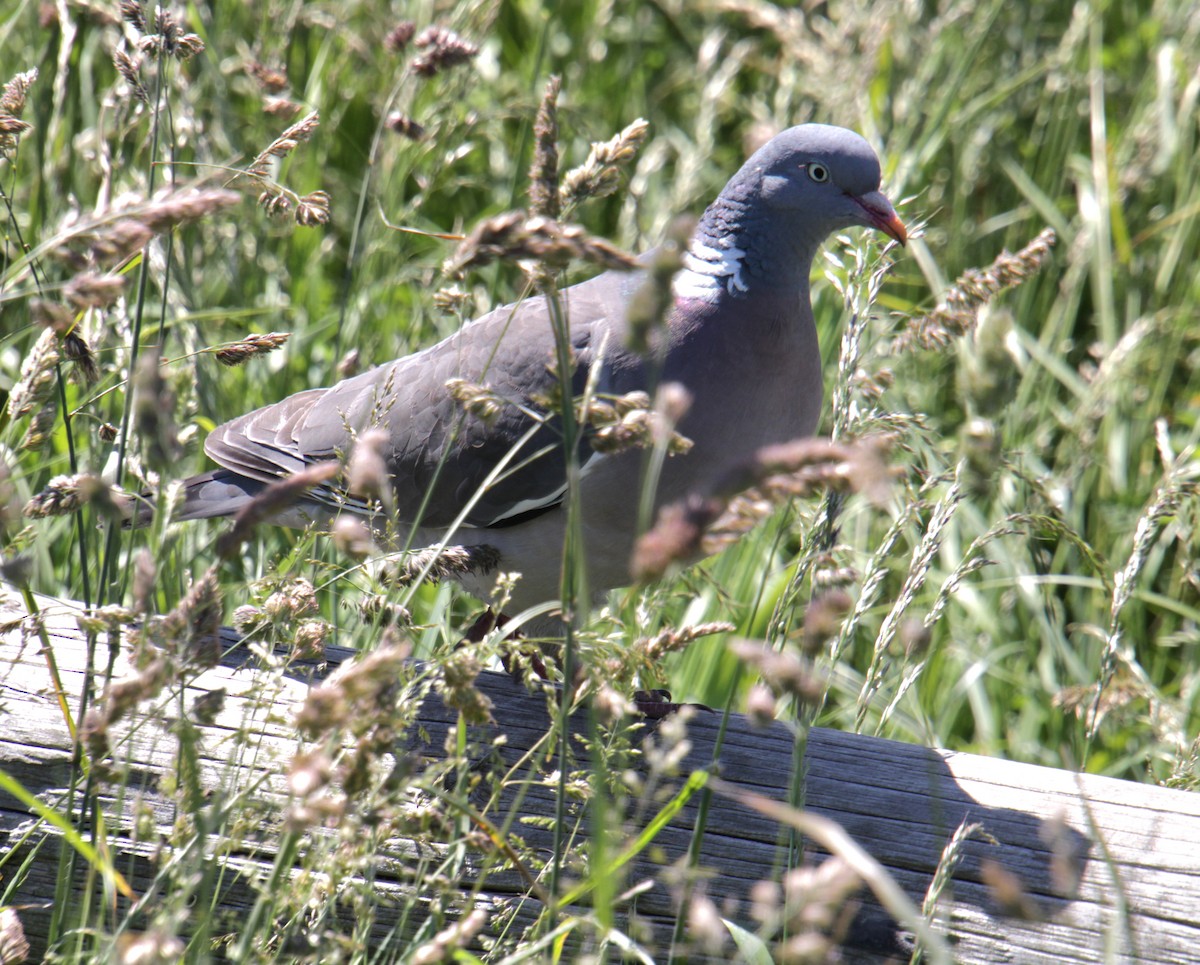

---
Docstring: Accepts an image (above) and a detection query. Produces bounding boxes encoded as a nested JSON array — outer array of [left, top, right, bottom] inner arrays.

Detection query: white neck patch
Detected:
[[672, 236, 749, 301]]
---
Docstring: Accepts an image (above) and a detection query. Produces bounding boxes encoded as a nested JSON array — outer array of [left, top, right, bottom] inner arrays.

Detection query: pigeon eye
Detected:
[[806, 163, 829, 183]]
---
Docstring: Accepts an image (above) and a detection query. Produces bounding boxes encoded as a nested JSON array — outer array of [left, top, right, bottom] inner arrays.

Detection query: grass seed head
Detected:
[[113, 48, 148, 102], [529, 75, 562, 220], [411, 25, 479, 77], [7, 328, 59, 420], [212, 331, 291, 366], [889, 228, 1056, 354], [0, 905, 30, 965], [446, 211, 639, 276], [0, 67, 37, 157], [560, 117, 650, 211], [384, 21, 417, 53], [385, 112, 425, 140]]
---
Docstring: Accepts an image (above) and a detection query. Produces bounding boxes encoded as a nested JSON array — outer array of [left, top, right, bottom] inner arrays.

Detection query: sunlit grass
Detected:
[[1, 0, 1198, 960]]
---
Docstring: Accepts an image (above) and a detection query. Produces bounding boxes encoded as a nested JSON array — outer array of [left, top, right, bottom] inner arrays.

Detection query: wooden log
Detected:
[[2, 591, 1199, 962]]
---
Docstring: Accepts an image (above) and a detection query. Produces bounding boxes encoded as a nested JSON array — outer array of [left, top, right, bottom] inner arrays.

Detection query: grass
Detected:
[[1, 0, 1199, 961]]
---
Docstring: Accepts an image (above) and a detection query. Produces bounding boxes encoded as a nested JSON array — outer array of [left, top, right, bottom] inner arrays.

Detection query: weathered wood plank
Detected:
[[2, 592, 1199, 963]]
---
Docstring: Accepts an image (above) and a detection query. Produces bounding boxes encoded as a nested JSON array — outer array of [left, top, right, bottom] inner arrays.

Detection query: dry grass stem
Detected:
[[889, 228, 1057, 354]]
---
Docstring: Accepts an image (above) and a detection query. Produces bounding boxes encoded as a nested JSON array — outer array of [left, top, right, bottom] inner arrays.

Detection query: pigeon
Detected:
[[174, 123, 906, 631]]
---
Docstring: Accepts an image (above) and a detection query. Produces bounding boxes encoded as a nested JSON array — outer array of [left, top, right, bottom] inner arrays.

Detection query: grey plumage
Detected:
[[176, 123, 906, 625]]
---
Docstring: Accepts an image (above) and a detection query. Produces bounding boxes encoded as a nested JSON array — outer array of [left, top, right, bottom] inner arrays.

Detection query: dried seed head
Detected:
[[247, 111, 320, 179], [20, 403, 57, 452], [115, 929, 185, 964], [292, 618, 329, 661], [0, 67, 37, 157], [529, 75, 561, 220], [263, 578, 318, 621], [63, 332, 100, 385], [64, 271, 127, 310], [23, 472, 127, 520], [384, 21, 417, 53], [212, 331, 291, 366], [800, 589, 853, 656], [889, 228, 1056, 354], [120, 0, 146, 31], [262, 96, 302, 117], [385, 112, 425, 140], [627, 215, 692, 353], [331, 515, 377, 558], [729, 640, 826, 706], [295, 190, 331, 227], [161, 568, 223, 667], [346, 427, 390, 501], [216, 460, 341, 560], [113, 48, 148, 102], [637, 621, 735, 660], [98, 422, 119, 442], [132, 547, 156, 614], [336, 348, 361, 378], [433, 285, 470, 315], [353, 593, 409, 626], [139, 7, 204, 60], [0, 905, 31, 965], [258, 190, 291, 218], [54, 186, 240, 269], [133, 349, 180, 472], [289, 749, 333, 797], [446, 211, 639, 276], [446, 377, 504, 423], [7, 328, 59, 420], [979, 859, 1041, 921], [247, 60, 288, 94], [389, 544, 500, 585], [411, 25, 479, 77], [746, 683, 777, 727], [560, 118, 650, 211]]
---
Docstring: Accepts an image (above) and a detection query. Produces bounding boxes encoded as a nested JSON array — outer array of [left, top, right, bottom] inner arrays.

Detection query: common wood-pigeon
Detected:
[[175, 124, 906, 630]]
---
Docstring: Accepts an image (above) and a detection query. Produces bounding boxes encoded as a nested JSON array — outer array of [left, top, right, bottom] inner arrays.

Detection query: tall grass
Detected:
[[1, 0, 1198, 960]]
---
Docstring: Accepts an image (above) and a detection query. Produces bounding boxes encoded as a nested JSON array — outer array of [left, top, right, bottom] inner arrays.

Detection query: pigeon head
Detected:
[[676, 124, 905, 300]]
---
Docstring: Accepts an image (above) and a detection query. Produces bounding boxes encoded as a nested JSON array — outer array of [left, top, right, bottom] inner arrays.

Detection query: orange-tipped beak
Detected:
[[854, 190, 908, 246]]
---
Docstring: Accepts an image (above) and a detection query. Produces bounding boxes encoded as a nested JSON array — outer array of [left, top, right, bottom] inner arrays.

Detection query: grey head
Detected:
[[676, 123, 906, 300]]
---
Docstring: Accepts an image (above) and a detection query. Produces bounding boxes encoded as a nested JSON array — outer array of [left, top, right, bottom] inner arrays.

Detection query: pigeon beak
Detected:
[[854, 190, 908, 246]]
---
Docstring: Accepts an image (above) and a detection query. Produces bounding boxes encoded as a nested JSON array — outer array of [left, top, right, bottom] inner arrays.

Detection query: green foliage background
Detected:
[[2, 2, 1200, 956]]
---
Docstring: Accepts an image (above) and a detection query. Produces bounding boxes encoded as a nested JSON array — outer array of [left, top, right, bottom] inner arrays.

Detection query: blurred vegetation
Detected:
[[1, 0, 1199, 960]]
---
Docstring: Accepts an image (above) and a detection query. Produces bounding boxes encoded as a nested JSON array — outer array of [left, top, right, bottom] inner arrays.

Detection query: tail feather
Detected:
[[133, 469, 267, 526], [174, 468, 268, 520]]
